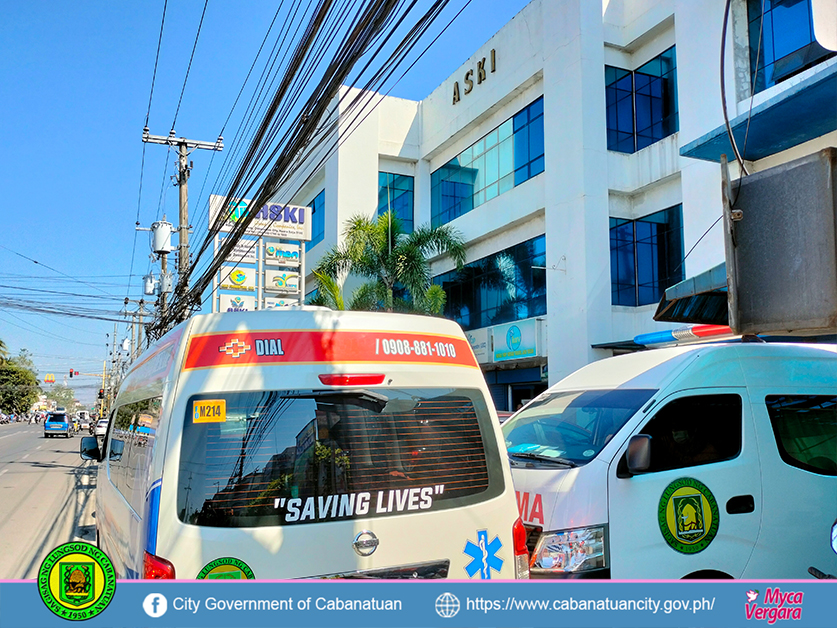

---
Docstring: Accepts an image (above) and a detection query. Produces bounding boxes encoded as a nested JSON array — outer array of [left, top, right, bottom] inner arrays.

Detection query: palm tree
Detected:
[[314, 211, 466, 314], [0, 338, 8, 365]]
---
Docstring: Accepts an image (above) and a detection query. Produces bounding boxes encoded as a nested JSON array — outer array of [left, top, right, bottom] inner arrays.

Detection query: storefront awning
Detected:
[[680, 62, 837, 163], [654, 263, 729, 325]]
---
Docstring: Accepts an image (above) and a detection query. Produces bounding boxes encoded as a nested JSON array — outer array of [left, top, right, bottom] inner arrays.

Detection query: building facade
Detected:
[[280, 0, 837, 410]]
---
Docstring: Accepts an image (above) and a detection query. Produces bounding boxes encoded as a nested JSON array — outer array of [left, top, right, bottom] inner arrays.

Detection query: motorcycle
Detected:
[[808, 518, 837, 579]]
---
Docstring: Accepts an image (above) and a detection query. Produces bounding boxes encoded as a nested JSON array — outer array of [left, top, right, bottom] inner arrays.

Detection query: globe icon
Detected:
[[435, 592, 460, 618]]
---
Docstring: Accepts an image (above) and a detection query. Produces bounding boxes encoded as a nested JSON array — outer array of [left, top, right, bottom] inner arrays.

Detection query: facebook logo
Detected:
[[143, 593, 168, 618]]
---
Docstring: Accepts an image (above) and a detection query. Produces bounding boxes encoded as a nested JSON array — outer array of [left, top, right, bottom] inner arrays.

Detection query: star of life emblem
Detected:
[[219, 338, 251, 358], [463, 530, 503, 579]]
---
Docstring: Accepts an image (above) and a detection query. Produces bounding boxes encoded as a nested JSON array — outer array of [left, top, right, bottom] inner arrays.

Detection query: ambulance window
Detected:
[[107, 397, 162, 515], [177, 388, 503, 527], [766, 395, 837, 476], [640, 394, 742, 472]]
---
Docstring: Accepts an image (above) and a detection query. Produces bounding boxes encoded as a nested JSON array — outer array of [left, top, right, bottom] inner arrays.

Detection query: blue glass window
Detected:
[[432, 235, 546, 331], [610, 206, 684, 307], [748, 0, 834, 94], [306, 189, 325, 251], [606, 46, 678, 154], [431, 97, 543, 227], [377, 173, 414, 233]]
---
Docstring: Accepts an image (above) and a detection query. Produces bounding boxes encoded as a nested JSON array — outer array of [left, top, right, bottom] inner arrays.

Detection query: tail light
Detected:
[[318, 373, 385, 386], [512, 517, 530, 579], [143, 551, 175, 579]]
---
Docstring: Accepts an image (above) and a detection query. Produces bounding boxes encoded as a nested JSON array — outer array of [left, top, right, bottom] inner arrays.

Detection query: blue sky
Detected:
[[0, 0, 531, 404]]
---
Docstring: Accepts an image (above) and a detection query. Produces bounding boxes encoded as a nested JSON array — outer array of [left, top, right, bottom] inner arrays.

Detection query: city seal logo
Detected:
[[197, 557, 255, 580], [658, 477, 719, 554], [38, 542, 116, 621]]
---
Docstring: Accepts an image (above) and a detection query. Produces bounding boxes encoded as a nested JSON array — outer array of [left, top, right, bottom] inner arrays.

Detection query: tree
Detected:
[[0, 338, 8, 365], [8, 349, 37, 376], [0, 364, 40, 414], [46, 384, 76, 410], [314, 211, 466, 314]]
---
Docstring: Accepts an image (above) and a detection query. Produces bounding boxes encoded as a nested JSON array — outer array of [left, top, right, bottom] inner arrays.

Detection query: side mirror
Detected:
[[626, 434, 652, 474], [831, 518, 837, 554], [79, 436, 101, 462], [109, 439, 125, 462]]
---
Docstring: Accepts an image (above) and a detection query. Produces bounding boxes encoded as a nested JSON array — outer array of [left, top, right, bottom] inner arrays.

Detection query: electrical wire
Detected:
[[720, 0, 749, 176], [171, 0, 209, 132]]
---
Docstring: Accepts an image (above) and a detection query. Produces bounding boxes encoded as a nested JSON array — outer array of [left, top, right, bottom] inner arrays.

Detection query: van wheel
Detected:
[[682, 570, 733, 579]]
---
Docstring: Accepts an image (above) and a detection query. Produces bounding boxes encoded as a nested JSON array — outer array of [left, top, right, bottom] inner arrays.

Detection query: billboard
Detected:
[[219, 265, 256, 292], [209, 195, 312, 241], [493, 319, 539, 362], [264, 270, 300, 293]]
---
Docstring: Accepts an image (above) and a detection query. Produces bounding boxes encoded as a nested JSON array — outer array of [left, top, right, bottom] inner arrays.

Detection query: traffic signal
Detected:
[[69, 369, 73, 379], [98, 389, 105, 399]]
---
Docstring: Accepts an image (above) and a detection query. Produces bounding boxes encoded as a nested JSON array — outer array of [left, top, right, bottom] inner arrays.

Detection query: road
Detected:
[[0, 422, 97, 578]]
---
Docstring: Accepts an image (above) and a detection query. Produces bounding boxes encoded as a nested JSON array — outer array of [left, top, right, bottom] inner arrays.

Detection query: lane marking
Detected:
[[21, 454, 29, 460], [36, 445, 42, 450], [0, 469, 7, 477]]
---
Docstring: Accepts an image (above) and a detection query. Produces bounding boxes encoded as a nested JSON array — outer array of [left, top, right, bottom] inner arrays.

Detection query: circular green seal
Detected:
[[658, 477, 720, 554], [197, 557, 255, 580], [37, 541, 116, 621]]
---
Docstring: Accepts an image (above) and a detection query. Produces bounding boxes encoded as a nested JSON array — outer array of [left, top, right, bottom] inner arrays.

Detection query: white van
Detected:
[[503, 342, 837, 579], [81, 309, 528, 580]]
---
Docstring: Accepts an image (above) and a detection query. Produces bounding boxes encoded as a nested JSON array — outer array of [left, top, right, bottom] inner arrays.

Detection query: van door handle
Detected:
[[726, 495, 755, 514]]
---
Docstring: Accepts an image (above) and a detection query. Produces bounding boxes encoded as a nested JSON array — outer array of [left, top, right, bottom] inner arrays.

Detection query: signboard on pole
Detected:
[[220, 236, 257, 264], [264, 297, 299, 309], [219, 265, 256, 292], [220, 294, 257, 312], [264, 270, 300, 293], [264, 242, 301, 267], [209, 195, 312, 241]]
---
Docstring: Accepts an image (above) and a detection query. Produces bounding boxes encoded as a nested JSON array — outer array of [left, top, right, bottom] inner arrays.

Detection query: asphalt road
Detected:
[[0, 422, 97, 579]]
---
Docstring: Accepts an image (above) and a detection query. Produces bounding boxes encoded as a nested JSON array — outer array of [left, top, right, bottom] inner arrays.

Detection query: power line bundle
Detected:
[[147, 0, 461, 339]]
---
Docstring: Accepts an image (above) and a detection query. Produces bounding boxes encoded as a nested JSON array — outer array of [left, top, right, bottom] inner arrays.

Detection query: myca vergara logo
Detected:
[[745, 588, 803, 624], [658, 477, 719, 554], [38, 542, 116, 621]]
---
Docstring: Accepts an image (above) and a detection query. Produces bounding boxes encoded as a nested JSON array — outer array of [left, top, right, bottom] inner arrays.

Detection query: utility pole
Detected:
[[142, 128, 223, 286]]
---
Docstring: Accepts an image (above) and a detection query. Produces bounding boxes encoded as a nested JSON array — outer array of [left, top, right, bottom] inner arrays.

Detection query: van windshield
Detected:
[[502, 389, 656, 466], [178, 388, 503, 527]]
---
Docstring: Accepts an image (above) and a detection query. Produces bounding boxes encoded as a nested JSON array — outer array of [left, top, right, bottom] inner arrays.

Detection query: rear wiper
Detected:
[[508, 452, 577, 467]]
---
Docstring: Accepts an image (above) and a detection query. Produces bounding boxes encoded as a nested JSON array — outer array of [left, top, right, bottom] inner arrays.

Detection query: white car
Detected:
[[94, 419, 109, 437]]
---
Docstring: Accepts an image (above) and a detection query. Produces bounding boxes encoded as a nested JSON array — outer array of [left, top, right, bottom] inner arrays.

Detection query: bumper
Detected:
[[530, 568, 611, 580]]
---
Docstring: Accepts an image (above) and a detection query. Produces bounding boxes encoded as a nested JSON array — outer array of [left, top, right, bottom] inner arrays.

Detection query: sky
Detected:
[[0, 0, 532, 405]]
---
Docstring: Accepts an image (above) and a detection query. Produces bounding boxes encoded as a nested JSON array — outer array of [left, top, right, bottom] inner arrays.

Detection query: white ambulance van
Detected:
[[503, 342, 837, 579], [81, 309, 528, 580]]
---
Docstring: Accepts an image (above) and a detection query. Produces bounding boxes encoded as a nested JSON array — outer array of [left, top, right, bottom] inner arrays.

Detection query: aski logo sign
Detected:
[[745, 588, 803, 624], [516, 491, 545, 525]]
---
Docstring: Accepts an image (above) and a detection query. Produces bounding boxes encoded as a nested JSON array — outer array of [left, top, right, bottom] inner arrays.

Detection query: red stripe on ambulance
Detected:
[[183, 330, 478, 370]]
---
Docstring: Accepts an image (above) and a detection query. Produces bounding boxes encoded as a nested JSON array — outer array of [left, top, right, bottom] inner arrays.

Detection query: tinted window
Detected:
[[766, 395, 837, 475], [640, 394, 742, 472], [46, 414, 67, 423], [107, 397, 162, 515], [503, 389, 656, 465], [178, 388, 502, 527]]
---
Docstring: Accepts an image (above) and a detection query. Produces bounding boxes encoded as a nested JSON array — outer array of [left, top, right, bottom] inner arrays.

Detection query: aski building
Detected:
[[278, 0, 837, 411]]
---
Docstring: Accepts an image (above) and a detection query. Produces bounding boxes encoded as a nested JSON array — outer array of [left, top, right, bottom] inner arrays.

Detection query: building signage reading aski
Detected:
[[209, 194, 312, 241], [453, 49, 496, 105]]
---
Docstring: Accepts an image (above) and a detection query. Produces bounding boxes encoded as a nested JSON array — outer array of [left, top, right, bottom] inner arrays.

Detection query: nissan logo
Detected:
[[352, 530, 379, 556]]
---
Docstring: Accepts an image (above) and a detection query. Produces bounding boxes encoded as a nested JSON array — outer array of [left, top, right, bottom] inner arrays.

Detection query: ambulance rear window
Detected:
[[177, 388, 503, 527]]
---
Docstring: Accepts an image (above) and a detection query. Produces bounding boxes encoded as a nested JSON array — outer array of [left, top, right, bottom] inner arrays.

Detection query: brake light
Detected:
[[512, 517, 530, 579], [143, 551, 175, 579], [318, 373, 385, 386]]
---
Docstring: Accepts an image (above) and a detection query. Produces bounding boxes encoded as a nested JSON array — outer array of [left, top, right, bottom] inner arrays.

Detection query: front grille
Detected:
[[524, 525, 542, 555]]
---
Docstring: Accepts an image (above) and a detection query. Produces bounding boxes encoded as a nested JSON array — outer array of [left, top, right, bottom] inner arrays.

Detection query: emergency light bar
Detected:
[[634, 325, 734, 347]]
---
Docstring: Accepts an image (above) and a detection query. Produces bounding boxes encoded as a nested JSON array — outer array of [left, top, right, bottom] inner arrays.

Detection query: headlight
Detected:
[[530, 525, 607, 575]]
